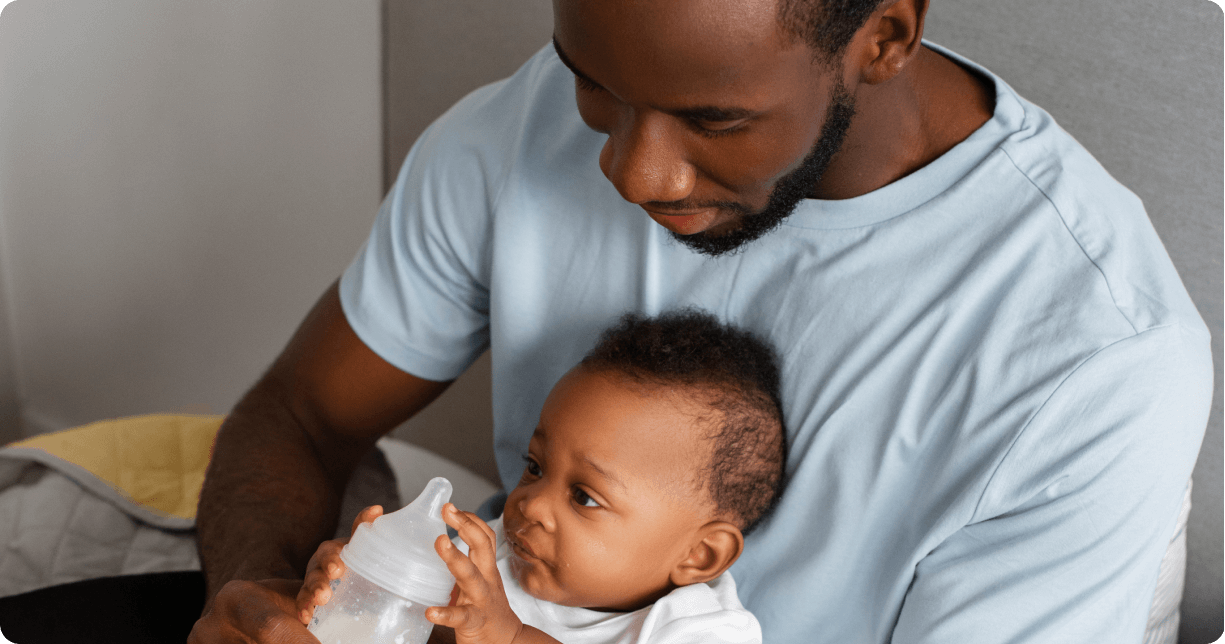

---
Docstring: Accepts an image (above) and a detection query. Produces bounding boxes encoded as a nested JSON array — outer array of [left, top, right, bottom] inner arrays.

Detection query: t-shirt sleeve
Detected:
[[890, 323, 1212, 643], [339, 82, 514, 381]]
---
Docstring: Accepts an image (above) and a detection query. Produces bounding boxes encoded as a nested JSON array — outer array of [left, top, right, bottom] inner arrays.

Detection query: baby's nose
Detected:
[[516, 490, 556, 532]]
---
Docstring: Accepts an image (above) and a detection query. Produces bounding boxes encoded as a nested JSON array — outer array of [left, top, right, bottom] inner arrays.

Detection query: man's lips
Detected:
[[644, 207, 720, 236]]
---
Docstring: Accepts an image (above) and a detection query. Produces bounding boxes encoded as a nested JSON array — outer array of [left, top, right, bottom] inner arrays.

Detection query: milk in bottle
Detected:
[[308, 477, 457, 644]]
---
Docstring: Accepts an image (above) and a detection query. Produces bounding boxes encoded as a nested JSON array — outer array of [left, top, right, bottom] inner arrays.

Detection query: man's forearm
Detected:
[[190, 283, 453, 640], [196, 377, 364, 602]]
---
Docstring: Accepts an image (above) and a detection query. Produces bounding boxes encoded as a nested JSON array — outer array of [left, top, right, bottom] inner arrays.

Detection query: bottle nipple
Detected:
[[384, 476, 452, 533], [340, 476, 456, 605]]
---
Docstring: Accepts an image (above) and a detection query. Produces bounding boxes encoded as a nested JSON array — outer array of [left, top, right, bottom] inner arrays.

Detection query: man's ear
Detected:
[[847, 0, 929, 86], [669, 521, 745, 586]]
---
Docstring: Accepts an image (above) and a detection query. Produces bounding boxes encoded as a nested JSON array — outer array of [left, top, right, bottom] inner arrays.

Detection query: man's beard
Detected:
[[671, 81, 857, 257]]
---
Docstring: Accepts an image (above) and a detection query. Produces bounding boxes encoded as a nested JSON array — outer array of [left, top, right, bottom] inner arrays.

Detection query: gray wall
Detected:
[[0, 0, 382, 442]]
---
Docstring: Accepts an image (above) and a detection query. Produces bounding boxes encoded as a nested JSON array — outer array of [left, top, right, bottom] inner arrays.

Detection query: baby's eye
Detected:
[[572, 487, 600, 508], [522, 456, 542, 478]]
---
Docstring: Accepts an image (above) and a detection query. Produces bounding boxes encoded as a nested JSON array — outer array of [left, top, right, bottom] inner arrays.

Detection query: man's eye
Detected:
[[572, 487, 600, 508], [574, 75, 602, 93], [690, 119, 746, 139], [522, 456, 542, 478]]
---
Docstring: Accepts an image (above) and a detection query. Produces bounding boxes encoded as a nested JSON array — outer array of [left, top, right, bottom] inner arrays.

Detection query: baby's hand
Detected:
[[294, 504, 385, 625], [427, 504, 524, 644]]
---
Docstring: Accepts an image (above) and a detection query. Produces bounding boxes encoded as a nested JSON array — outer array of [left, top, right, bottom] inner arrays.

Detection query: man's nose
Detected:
[[599, 114, 696, 205]]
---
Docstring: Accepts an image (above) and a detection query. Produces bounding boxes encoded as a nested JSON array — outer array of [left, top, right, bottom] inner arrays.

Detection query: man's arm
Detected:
[[190, 281, 451, 640], [890, 325, 1212, 643]]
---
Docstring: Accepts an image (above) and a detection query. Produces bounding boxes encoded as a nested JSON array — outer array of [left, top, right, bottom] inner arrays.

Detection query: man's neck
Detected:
[[812, 45, 995, 201]]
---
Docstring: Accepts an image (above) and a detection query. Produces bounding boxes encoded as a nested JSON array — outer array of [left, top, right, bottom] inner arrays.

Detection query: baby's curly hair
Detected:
[[581, 309, 786, 535]]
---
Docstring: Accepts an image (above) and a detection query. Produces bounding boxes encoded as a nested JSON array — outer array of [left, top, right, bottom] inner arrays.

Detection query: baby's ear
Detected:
[[670, 521, 744, 587]]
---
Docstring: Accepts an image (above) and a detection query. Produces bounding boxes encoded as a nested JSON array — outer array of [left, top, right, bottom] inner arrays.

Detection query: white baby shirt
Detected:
[[453, 517, 762, 644]]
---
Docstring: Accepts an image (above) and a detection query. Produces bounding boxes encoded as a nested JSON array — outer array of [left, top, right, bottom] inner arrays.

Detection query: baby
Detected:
[[298, 310, 787, 644]]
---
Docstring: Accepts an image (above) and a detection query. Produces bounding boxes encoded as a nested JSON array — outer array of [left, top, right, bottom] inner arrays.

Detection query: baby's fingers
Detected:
[[435, 535, 492, 602], [425, 604, 483, 631], [350, 504, 384, 537], [443, 504, 499, 572], [295, 575, 335, 625], [304, 541, 347, 585], [297, 540, 347, 624]]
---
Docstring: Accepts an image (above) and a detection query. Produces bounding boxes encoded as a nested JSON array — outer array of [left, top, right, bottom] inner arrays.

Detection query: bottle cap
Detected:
[[341, 477, 456, 605]]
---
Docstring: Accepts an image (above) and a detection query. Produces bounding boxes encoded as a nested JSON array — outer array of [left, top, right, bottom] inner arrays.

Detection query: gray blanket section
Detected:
[[0, 456, 199, 598]]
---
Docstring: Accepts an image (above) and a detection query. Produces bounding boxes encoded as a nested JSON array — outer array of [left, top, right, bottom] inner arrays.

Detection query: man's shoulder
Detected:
[[967, 74, 1208, 341]]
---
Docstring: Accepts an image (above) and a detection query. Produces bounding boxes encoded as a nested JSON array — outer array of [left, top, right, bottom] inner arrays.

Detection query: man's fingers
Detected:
[[351, 504, 384, 537]]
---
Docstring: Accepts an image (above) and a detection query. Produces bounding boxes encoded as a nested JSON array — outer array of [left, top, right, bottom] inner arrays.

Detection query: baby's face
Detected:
[[502, 366, 715, 611]]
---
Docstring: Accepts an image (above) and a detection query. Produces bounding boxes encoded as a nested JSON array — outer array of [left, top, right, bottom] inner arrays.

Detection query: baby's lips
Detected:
[[505, 532, 540, 560]]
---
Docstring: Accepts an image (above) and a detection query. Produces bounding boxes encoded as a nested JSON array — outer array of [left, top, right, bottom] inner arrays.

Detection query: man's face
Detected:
[[553, 0, 855, 256]]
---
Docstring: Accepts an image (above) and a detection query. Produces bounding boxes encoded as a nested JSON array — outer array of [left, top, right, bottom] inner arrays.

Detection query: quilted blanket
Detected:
[[0, 415, 218, 598]]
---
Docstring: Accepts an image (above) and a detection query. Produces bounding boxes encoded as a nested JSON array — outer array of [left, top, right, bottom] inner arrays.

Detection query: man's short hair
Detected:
[[582, 309, 787, 535], [777, 0, 885, 63]]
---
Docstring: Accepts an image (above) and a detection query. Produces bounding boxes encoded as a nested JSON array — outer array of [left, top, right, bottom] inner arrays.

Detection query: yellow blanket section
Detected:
[[9, 414, 223, 520]]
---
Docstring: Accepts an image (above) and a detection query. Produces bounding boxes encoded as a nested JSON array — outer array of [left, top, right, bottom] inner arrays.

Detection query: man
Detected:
[[190, 0, 1212, 642]]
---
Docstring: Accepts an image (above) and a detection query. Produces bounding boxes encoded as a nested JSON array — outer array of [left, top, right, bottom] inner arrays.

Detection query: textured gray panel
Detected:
[[924, 2, 1223, 642]]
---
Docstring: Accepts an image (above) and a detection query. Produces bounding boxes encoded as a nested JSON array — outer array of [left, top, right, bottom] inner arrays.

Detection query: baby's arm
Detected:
[[294, 505, 385, 625], [428, 504, 563, 644]]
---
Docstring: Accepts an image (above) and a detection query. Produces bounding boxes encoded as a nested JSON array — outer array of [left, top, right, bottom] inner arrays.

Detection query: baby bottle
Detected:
[[309, 477, 457, 644]]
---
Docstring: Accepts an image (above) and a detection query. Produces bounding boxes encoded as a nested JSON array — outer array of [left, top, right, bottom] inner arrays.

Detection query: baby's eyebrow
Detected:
[[582, 456, 627, 493]]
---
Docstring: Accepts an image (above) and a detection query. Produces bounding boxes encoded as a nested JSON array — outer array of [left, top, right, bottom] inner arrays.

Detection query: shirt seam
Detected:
[[997, 145, 1139, 334]]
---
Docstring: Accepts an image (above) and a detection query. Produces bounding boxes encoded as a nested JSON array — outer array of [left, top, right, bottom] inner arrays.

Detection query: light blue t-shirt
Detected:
[[340, 43, 1212, 644]]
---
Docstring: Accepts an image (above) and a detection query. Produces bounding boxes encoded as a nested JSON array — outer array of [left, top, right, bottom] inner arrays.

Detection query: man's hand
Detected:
[[187, 578, 314, 644], [427, 504, 525, 644]]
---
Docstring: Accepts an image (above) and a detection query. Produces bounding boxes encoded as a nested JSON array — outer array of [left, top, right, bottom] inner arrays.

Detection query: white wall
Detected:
[[0, 0, 382, 441]]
